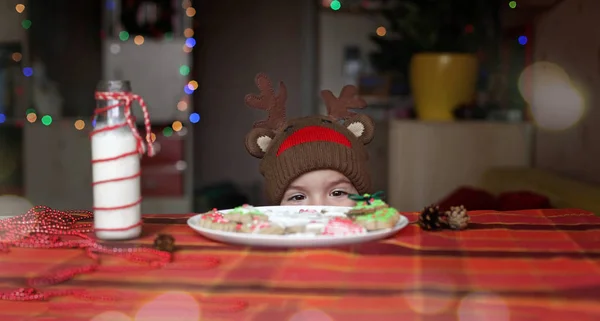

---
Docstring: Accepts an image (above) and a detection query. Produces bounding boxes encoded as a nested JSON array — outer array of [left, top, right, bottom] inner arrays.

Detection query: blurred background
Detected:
[[0, 0, 598, 215]]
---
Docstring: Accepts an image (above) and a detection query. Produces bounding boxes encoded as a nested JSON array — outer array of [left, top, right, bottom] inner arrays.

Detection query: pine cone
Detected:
[[153, 234, 176, 253], [445, 205, 469, 230], [418, 205, 447, 231]]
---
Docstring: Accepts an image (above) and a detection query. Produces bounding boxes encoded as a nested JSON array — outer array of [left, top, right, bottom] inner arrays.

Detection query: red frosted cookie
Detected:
[[224, 204, 268, 224], [322, 217, 366, 236], [199, 209, 239, 232], [240, 221, 285, 235]]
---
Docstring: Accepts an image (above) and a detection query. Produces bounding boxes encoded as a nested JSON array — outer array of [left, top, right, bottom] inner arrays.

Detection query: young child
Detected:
[[243, 73, 376, 206]]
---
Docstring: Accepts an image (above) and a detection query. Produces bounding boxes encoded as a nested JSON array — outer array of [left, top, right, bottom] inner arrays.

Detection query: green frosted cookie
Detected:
[[347, 192, 389, 216], [354, 207, 400, 231]]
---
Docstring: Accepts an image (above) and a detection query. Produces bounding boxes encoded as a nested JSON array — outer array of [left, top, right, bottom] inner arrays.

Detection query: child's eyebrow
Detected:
[[327, 179, 353, 188], [287, 185, 307, 192]]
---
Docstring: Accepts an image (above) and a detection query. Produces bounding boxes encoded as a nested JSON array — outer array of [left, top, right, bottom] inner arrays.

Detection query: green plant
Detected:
[[369, 0, 502, 75]]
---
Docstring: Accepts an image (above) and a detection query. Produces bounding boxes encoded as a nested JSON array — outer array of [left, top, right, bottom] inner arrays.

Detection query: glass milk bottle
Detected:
[[91, 80, 142, 240]]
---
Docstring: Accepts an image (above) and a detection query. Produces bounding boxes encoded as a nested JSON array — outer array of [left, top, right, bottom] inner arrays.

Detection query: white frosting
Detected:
[[305, 222, 326, 234]]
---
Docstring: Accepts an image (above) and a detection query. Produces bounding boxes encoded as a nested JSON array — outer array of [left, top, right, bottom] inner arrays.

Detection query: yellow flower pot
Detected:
[[410, 53, 479, 121]]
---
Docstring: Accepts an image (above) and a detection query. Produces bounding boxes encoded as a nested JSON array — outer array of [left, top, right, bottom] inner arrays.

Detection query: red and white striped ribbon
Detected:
[[91, 91, 155, 157]]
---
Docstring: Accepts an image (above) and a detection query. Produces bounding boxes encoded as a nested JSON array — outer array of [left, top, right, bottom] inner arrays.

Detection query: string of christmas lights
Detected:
[[322, 1, 528, 47], [0, 1, 200, 137]]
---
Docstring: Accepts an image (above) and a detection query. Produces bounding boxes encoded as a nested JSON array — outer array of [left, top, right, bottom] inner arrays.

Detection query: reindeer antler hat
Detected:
[[244, 73, 375, 204]]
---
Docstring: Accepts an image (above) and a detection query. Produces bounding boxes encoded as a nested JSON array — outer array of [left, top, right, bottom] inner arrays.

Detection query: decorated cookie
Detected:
[[240, 221, 285, 235], [284, 224, 306, 234], [199, 210, 239, 232], [305, 221, 327, 234], [224, 204, 268, 224], [353, 207, 400, 231], [322, 217, 366, 236], [284, 221, 327, 235], [346, 192, 389, 217]]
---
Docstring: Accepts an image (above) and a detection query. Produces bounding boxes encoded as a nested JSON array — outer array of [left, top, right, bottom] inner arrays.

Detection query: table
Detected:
[[1, 208, 600, 321]]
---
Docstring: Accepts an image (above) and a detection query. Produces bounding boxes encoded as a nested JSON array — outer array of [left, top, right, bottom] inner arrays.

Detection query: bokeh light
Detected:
[[26, 113, 36, 123], [518, 35, 527, 45], [0, 113, 6, 124], [179, 65, 190, 76], [330, 0, 341, 10], [509, 1, 517, 9], [184, 28, 194, 37], [403, 275, 458, 315], [21, 20, 31, 29], [184, 86, 194, 95], [134, 35, 145, 45], [177, 127, 188, 136], [177, 101, 188, 111], [189, 113, 200, 123], [41, 115, 52, 126], [110, 43, 121, 54], [518, 62, 585, 131], [185, 38, 196, 48], [163, 127, 173, 137], [119, 31, 130, 41], [172, 121, 183, 132], [187, 80, 198, 90], [22, 67, 33, 77], [134, 292, 200, 321], [106, 0, 116, 11], [185, 7, 196, 17], [376, 26, 386, 37], [457, 292, 510, 321], [15, 4, 25, 13], [289, 309, 333, 321], [12, 52, 22, 62], [74, 120, 85, 130]]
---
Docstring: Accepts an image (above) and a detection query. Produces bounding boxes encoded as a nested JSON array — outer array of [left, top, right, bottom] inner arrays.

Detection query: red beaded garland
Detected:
[[0, 206, 242, 311], [0, 91, 249, 313]]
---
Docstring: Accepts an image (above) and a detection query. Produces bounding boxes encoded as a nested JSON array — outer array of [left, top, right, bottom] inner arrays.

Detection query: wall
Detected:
[[533, 0, 600, 184], [318, 11, 382, 112], [1, 0, 30, 117], [193, 0, 318, 202], [0, 0, 27, 43], [28, 0, 102, 117]]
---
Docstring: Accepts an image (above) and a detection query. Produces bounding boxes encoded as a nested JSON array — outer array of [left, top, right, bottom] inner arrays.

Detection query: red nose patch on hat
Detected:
[[276, 126, 351, 156]]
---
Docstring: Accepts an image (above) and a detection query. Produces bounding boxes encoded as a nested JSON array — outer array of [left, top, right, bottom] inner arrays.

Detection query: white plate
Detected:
[[187, 205, 409, 248]]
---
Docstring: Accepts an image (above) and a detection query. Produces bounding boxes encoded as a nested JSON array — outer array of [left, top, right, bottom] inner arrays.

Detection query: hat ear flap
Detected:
[[343, 113, 375, 145], [245, 128, 276, 158]]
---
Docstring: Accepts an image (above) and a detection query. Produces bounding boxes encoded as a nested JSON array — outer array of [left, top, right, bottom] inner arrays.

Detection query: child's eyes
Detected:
[[287, 194, 306, 202], [330, 190, 348, 197]]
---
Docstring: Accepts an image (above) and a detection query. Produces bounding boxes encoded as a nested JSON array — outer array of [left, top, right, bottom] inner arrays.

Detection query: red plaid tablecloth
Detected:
[[1, 208, 599, 321]]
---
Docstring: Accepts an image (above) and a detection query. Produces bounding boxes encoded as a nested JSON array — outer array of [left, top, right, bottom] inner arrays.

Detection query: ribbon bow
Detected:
[[348, 191, 385, 205]]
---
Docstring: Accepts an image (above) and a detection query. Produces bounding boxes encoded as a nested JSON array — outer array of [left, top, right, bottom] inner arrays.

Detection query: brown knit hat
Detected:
[[244, 73, 375, 204]]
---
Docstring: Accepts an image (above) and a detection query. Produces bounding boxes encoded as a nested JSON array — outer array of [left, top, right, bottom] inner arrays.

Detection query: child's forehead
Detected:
[[290, 170, 352, 187]]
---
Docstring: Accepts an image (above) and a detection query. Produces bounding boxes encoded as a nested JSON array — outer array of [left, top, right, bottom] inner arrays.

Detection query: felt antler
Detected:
[[320, 85, 367, 121], [244, 73, 287, 130]]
